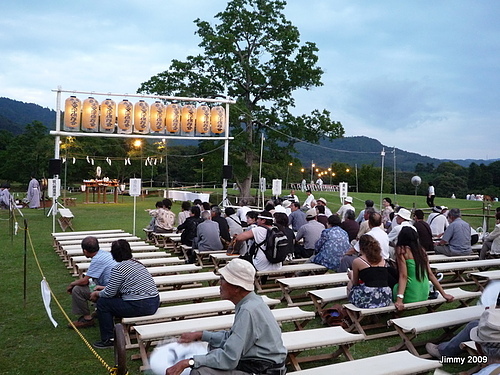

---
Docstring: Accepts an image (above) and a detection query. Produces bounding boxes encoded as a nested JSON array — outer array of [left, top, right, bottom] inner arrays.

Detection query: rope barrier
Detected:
[[11, 209, 126, 375]]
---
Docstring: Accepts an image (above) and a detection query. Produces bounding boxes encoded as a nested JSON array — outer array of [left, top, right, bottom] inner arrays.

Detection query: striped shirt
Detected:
[[99, 259, 158, 301]]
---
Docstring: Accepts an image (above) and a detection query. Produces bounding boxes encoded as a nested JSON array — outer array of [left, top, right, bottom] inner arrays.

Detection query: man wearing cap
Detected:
[[427, 206, 449, 237], [316, 197, 332, 216], [294, 208, 325, 258], [166, 258, 287, 375], [387, 208, 417, 248], [235, 211, 282, 271], [434, 208, 473, 256], [469, 309, 500, 374], [337, 196, 355, 222]]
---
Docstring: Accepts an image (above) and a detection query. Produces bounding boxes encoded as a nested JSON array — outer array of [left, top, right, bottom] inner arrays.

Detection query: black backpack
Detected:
[[250, 225, 290, 263]]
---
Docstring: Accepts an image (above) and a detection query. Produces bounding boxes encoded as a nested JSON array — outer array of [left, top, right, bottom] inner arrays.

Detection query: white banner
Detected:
[[129, 178, 142, 196], [47, 178, 61, 198], [272, 179, 282, 196]]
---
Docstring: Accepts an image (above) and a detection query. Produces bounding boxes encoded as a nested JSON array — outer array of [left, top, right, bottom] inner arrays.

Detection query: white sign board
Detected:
[[272, 179, 282, 196], [129, 178, 142, 197], [259, 178, 266, 193], [339, 182, 348, 201], [48, 178, 61, 198]]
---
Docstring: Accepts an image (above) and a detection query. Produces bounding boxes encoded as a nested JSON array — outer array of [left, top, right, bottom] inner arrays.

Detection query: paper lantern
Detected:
[[100, 98, 116, 133], [181, 104, 196, 133], [196, 105, 210, 134], [150, 101, 165, 133], [165, 103, 181, 133], [63, 96, 81, 131], [81, 97, 99, 132], [134, 100, 149, 134], [210, 106, 225, 134], [117, 99, 133, 134]]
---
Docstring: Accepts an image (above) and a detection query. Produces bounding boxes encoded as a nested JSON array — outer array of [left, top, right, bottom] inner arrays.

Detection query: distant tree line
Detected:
[[0, 121, 498, 201]]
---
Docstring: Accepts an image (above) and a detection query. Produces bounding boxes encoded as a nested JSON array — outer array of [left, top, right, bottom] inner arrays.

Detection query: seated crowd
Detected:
[[70, 192, 491, 374]]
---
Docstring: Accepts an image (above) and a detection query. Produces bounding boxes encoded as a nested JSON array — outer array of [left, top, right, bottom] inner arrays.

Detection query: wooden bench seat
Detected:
[[427, 254, 479, 263], [283, 326, 365, 371], [387, 305, 485, 356], [209, 253, 308, 271], [121, 295, 280, 348], [152, 272, 220, 290], [56, 235, 141, 248], [307, 286, 349, 315], [133, 307, 315, 370], [277, 273, 349, 306], [344, 287, 481, 339], [69, 251, 169, 266], [291, 351, 442, 375], [151, 232, 181, 249], [193, 249, 226, 267], [60, 244, 158, 262], [431, 258, 500, 286], [253, 263, 328, 293], [74, 257, 185, 278], [52, 229, 124, 238], [469, 270, 500, 290]]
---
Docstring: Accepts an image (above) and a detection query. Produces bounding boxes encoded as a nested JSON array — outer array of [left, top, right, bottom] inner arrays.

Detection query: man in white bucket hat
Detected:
[[166, 258, 287, 375]]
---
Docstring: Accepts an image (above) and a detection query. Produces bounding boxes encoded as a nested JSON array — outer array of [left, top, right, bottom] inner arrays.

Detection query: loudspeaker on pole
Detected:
[[48, 159, 62, 176], [222, 165, 233, 179]]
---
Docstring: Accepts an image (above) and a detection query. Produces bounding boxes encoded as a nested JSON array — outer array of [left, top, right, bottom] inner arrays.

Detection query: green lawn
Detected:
[[0, 190, 494, 374]]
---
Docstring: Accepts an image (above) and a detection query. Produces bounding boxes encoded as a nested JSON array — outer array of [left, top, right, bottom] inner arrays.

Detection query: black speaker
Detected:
[[48, 158, 62, 176], [222, 165, 233, 179]]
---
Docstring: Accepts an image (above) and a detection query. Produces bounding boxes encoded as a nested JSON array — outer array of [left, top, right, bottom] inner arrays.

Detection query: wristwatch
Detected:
[[396, 294, 404, 299], [188, 358, 195, 368]]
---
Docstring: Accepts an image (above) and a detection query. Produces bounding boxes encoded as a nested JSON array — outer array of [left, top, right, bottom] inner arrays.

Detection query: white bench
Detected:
[[60, 244, 158, 262], [67, 251, 170, 274], [277, 273, 349, 306], [152, 272, 220, 289], [427, 254, 479, 263], [56, 235, 142, 248], [469, 270, 500, 291], [344, 287, 481, 339], [52, 229, 124, 238], [75, 257, 185, 278], [121, 295, 281, 348], [283, 326, 365, 371], [307, 286, 349, 315], [291, 351, 442, 375], [387, 305, 485, 356], [253, 263, 328, 292], [431, 258, 500, 286], [133, 307, 315, 370]]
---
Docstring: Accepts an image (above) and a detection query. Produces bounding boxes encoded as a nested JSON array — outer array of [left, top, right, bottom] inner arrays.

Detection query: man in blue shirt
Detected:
[[434, 208, 472, 256], [66, 236, 116, 329]]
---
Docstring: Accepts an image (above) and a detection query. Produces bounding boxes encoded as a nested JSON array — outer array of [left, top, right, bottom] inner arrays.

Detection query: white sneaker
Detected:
[[425, 342, 441, 359]]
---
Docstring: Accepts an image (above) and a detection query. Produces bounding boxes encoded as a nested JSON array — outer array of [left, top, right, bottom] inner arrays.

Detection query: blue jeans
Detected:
[[437, 320, 479, 357], [97, 295, 160, 341]]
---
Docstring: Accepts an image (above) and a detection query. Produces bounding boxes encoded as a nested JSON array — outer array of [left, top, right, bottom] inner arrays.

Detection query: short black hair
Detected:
[[81, 236, 99, 253], [111, 239, 132, 262]]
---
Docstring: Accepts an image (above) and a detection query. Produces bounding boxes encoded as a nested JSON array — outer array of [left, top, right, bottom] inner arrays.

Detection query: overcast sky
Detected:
[[1, 0, 499, 160]]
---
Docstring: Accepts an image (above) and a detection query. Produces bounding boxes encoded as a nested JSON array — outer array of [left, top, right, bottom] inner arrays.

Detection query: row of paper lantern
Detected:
[[63, 96, 226, 134]]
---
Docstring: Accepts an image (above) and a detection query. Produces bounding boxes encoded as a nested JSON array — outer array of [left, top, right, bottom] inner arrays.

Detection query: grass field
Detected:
[[0, 189, 495, 375]]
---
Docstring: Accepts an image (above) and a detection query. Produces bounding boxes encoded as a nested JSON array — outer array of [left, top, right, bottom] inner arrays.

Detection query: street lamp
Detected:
[[286, 162, 293, 190], [311, 162, 315, 183], [200, 158, 204, 192], [134, 139, 143, 181]]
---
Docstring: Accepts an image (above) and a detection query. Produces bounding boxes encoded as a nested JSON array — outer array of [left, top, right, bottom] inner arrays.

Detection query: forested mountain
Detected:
[[0, 96, 497, 171], [0, 97, 56, 134]]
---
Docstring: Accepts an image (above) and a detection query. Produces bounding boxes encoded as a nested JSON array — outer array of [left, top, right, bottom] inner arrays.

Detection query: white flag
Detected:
[[41, 279, 58, 327]]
